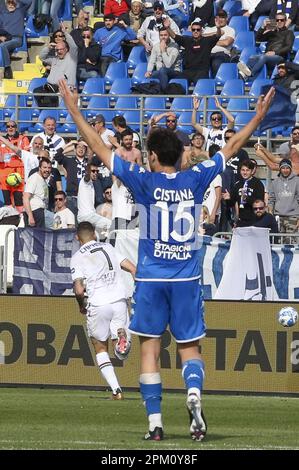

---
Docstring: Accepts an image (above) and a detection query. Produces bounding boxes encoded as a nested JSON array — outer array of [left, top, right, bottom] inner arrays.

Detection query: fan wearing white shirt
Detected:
[[71, 221, 136, 399], [53, 190, 75, 229]]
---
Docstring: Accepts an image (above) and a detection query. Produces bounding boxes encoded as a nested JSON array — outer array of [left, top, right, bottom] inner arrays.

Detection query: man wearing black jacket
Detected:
[[238, 13, 294, 78], [252, 199, 279, 233]]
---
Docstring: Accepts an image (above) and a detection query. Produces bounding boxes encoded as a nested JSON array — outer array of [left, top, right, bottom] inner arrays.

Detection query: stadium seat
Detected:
[[223, 1, 242, 18], [10, 109, 40, 132], [109, 78, 132, 105], [122, 110, 141, 131], [177, 111, 193, 133], [234, 111, 254, 130], [81, 77, 106, 106], [229, 16, 249, 32], [215, 63, 238, 88], [293, 50, 299, 64], [131, 63, 148, 86], [249, 78, 273, 102], [28, 109, 61, 132], [168, 78, 188, 95], [85, 109, 117, 125], [0, 109, 6, 131], [28, 77, 47, 93], [127, 46, 147, 74], [292, 37, 299, 53], [58, 0, 72, 21], [58, 113, 77, 134], [234, 32, 255, 52], [221, 79, 245, 102], [239, 46, 259, 64], [25, 15, 49, 38], [254, 16, 268, 31], [144, 97, 166, 120], [226, 97, 250, 114], [193, 79, 216, 97], [114, 96, 138, 112], [3, 94, 28, 119], [104, 62, 128, 90], [170, 97, 192, 111], [86, 96, 110, 114]]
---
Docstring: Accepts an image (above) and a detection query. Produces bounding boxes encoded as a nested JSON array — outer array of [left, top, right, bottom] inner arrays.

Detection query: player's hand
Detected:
[[58, 79, 78, 112], [255, 87, 275, 121]]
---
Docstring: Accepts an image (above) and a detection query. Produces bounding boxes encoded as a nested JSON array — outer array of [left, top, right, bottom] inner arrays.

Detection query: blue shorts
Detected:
[[129, 280, 206, 343]]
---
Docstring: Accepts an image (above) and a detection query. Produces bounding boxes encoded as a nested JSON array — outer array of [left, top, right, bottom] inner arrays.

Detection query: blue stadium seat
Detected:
[[229, 16, 249, 32], [14, 32, 27, 53], [127, 46, 147, 74], [293, 50, 299, 64], [0, 109, 6, 131], [25, 15, 49, 38], [226, 97, 250, 114], [3, 95, 28, 118], [249, 78, 273, 102], [10, 109, 40, 132], [254, 16, 268, 31], [131, 63, 148, 86], [86, 96, 110, 114], [28, 109, 61, 132], [234, 31, 255, 52], [170, 97, 192, 111], [115, 96, 138, 112], [81, 77, 106, 106], [234, 111, 254, 130], [193, 79, 216, 96], [292, 37, 299, 53], [104, 62, 128, 90], [122, 110, 141, 131], [28, 77, 47, 93], [85, 109, 117, 124], [215, 63, 238, 87], [57, 113, 77, 134], [168, 78, 188, 94], [221, 79, 244, 102], [0, 49, 4, 67], [144, 97, 166, 120], [177, 111, 193, 133], [223, 1, 242, 18], [239, 46, 259, 64], [109, 78, 132, 105], [58, 0, 72, 21]]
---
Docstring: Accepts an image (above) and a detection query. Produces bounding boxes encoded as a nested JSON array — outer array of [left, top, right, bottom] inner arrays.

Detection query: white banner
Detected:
[[214, 227, 274, 300]]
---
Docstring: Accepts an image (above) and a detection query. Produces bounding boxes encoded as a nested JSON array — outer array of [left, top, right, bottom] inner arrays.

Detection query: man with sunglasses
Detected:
[[76, 27, 101, 80], [77, 162, 112, 237], [252, 199, 278, 233], [238, 14, 294, 79], [0, 121, 30, 162], [53, 190, 75, 229]]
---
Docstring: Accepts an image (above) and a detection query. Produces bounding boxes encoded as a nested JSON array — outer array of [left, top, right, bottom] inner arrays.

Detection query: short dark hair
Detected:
[[147, 128, 183, 167], [39, 157, 51, 167], [77, 221, 95, 237], [240, 159, 255, 170], [210, 111, 222, 120], [54, 190, 66, 198], [121, 129, 134, 139], [112, 115, 127, 128], [209, 144, 221, 158]]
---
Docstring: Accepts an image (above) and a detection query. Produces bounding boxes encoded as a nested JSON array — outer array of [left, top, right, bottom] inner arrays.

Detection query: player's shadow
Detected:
[[166, 432, 234, 442]]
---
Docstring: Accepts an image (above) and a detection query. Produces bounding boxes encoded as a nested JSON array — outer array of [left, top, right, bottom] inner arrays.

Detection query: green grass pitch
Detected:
[[0, 388, 298, 450]]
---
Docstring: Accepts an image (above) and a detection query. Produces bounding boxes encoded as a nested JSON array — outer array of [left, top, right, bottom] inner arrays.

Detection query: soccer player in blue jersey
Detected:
[[59, 80, 274, 442]]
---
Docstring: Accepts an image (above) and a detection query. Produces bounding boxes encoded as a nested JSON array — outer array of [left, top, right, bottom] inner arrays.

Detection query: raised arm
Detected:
[[214, 96, 234, 130], [0, 135, 21, 156], [192, 97, 204, 133], [254, 143, 280, 171], [221, 88, 275, 162], [58, 79, 112, 170]]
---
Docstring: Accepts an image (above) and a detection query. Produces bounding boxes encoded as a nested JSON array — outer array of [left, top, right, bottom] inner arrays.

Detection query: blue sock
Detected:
[[140, 382, 162, 416], [182, 359, 205, 393]]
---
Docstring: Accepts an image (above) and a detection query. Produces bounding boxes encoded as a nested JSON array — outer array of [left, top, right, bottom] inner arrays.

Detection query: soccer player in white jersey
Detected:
[[59, 79, 274, 441], [70, 221, 136, 399]]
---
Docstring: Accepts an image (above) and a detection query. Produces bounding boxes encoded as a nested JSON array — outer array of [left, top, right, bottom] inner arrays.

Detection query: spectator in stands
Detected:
[[159, 0, 188, 28], [164, 16, 221, 84], [255, 141, 299, 175], [41, 28, 66, 76], [93, 157, 114, 209], [23, 157, 52, 228], [137, 1, 180, 54], [223, 129, 249, 181], [277, 126, 299, 159], [0, 0, 31, 79], [272, 62, 299, 91], [223, 159, 265, 227], [89, 114, 115, 150], [269, 0, 298, 29], [110, 176, 139, 233], [40, 0, 64, 32], [207, 10, 235, 78], [76, 27, 101, 81], [71, 9, 90, 46], [149, 111, 190, 146], [104, 0, 130, 17], [268, 158, 299, 234], [238, 14, 294, 79], [93, 14, 136, 76], [202, 144, 222, 229], [251, 198, 279, 233], [52, 190, 75, 229], [54, 138, 88, 217], [109, 129, 143, 165], [77, 162, 112, 238], [189, 0, 214, 27], [181, 132, 208, 169], [192, 96, 235, 150], [144, 27, 181, 92], [242, 0, 272, 28], [112, 115, 137, 144], [96, 185, 113, 221], [33, 117, 65, 160], [119, 0, 146, 32], [36, 24, 78, 106], [0, 120, 30, 162]]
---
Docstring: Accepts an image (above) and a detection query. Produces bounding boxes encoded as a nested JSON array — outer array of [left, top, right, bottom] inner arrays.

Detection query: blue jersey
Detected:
[[112, 152, 225, 281]]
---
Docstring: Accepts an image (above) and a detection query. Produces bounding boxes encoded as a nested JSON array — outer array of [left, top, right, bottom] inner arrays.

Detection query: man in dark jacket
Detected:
[[76, 27, 101, 81], [238, 13, 294, 78], [252, 199, 279, 233]]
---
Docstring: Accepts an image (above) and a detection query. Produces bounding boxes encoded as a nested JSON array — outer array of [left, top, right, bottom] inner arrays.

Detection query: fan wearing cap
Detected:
[[93, 14, 136, 76], [255, 139, 299, 176], [89, 114, 115, 150], [272, 62, 299, 92], [163, 15, 221, 83], [137, 1, 180, 54], [268, 158, 299, 234]]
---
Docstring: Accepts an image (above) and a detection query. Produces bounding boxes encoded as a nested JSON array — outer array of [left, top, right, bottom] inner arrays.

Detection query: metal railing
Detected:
[[214, 231, 299, 245]]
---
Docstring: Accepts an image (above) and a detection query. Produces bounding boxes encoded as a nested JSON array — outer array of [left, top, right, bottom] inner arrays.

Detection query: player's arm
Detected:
[[120, 258, 136, 280], [221, 88, 275, 163], [73, 278, 87, 314], [58, 79, 112, 170]]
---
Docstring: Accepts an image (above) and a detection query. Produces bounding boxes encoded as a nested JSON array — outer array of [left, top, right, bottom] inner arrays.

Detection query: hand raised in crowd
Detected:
[[193, 96, 200, 110], [214, 95, 223, 110]]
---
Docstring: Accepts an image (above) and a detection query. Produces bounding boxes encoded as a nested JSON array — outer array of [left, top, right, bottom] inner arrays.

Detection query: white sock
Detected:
[[149, 413, 163, 431], [188, 387, 201, 399], [96, 351, 121, 393]]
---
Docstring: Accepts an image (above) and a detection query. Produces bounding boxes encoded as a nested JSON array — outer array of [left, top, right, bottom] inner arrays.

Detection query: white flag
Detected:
[[214, 227, 274, 300]]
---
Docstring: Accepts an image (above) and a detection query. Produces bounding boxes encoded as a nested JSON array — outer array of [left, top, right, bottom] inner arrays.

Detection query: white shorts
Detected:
[[86, 299, 128, 342]]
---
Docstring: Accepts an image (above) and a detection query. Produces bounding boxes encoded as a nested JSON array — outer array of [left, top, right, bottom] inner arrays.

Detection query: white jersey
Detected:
[[70, 240, 127, 306]]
